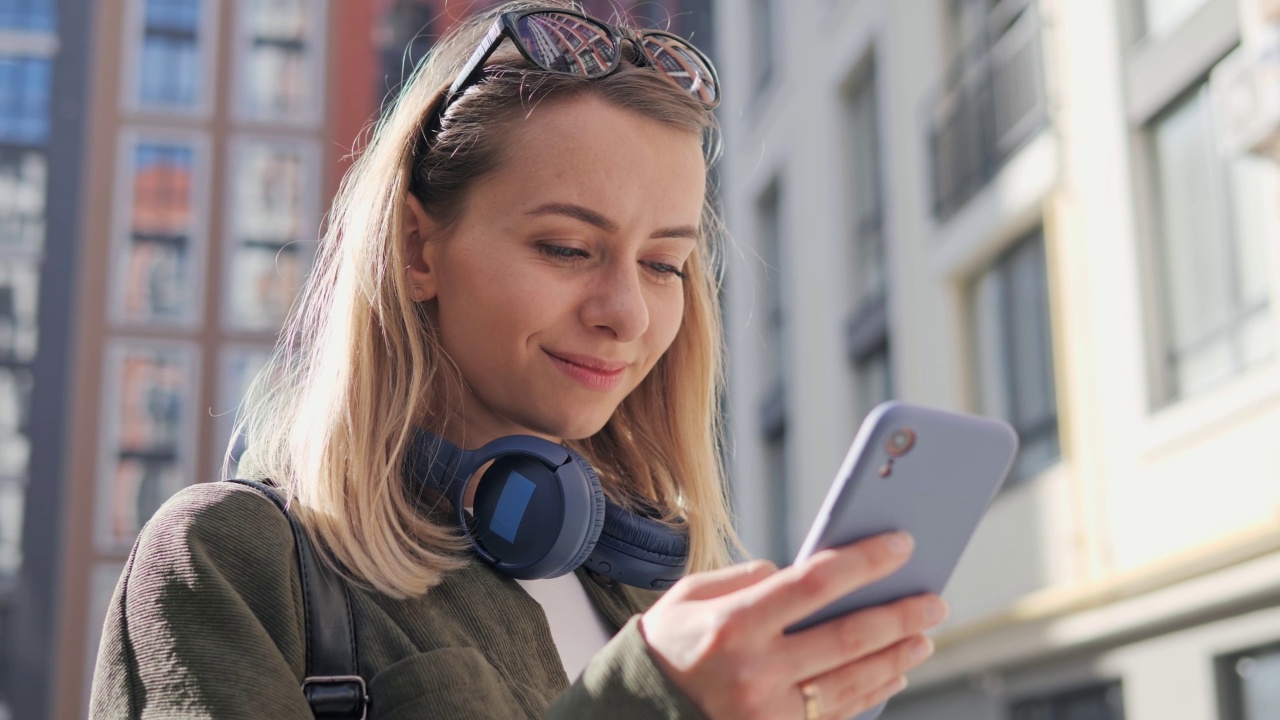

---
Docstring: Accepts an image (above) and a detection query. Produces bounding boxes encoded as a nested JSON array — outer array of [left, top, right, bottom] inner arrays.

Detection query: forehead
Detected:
[[474, 95, 707, 224]]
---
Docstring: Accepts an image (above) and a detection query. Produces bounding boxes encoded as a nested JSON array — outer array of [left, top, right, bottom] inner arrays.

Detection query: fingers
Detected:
[[733, 532, 915, 634], [667, 558, 779, 602], [777, 593, 948, 681], [800, 634, 933, 720]]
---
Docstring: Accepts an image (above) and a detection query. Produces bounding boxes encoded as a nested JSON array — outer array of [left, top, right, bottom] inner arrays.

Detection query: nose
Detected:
[[580, 260, 649, 343]]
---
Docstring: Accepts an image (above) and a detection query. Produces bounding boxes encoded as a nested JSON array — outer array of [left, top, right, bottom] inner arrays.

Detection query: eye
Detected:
[[538, 243, 590, 263], [645, 261, 688, 280]]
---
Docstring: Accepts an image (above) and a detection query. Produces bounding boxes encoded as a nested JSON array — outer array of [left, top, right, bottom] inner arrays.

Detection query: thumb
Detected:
[[671, 559, 779, 602]]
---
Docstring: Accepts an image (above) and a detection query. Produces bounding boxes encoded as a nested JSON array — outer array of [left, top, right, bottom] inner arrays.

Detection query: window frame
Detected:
[[1008, 680, 1126, 720], [108, 127, 211, 329], [230, 0, 328, 127], [1216, 639, 1280, 720], [220, 134, 321, 333], [92, 339, 200, 555], [970, 225, 1061, 485], [120, 0, 218, 117]]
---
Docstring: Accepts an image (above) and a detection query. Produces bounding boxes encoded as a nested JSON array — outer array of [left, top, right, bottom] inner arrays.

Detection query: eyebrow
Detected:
[[524, 202, 700, 241]]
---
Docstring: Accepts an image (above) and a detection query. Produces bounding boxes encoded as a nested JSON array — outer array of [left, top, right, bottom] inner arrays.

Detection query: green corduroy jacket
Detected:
[[88, 478, 708, 719]]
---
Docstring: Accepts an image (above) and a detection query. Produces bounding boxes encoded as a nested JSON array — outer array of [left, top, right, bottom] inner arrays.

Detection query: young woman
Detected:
[[90, 2, 947, 718]]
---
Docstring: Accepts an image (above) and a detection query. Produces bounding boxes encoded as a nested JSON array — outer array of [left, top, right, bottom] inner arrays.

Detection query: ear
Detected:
[[404, 193, 440, 302]]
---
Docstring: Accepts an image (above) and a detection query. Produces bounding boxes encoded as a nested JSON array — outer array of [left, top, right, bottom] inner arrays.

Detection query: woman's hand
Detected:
[[638, 533, 947, 720]]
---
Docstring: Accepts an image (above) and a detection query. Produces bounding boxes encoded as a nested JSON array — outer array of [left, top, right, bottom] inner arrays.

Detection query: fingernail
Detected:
[[911, 638, 934, 663], [885, 532, 913, 556], [925, 598, 948, 625]]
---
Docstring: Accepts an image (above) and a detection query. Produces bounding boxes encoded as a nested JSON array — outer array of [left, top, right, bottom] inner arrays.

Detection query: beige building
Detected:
[[714, 0, 1280, 717]]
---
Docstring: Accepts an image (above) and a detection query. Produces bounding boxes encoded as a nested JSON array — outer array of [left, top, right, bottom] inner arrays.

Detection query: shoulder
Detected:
[[129, 481, 297, 590]]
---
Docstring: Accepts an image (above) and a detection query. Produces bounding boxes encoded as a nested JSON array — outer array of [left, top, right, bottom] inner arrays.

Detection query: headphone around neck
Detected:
[[404, 428, 688, 589]]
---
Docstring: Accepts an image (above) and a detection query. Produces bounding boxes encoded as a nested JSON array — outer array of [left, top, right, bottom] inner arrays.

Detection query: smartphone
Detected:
[[784, 401, 1017, 717]]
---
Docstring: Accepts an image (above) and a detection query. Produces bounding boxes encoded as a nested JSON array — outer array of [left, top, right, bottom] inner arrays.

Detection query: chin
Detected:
[[530, 406, 615, 442]]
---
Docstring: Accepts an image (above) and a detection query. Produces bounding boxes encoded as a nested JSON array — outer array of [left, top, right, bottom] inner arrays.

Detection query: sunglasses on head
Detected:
[[423, 8, 720, 140]]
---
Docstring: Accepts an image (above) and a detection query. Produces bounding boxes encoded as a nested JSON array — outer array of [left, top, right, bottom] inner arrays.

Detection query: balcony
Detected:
[[926, 0, 1049, 221]]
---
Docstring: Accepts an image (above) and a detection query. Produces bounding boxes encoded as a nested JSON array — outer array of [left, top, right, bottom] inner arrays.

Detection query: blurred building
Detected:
[[0, 0, 718, 718], [715, 0, 1280, 718]]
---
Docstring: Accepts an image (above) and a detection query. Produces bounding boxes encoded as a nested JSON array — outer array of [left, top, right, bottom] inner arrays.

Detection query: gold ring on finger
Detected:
[[799, 679, 822, 720]]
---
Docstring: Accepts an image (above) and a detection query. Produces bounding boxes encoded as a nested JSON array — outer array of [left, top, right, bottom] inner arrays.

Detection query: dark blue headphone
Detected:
[[404, 429, 688, 589]]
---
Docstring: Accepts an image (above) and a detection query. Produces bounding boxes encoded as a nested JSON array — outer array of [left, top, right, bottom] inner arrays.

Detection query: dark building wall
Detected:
[[3, 0, 95, 717]]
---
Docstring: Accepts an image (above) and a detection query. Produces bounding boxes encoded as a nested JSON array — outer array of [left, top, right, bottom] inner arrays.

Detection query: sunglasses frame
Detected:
[[423, 8, 720, 140]]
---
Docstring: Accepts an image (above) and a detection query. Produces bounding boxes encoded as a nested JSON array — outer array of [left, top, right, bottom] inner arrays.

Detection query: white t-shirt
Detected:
[[516, 573, 615, 681]]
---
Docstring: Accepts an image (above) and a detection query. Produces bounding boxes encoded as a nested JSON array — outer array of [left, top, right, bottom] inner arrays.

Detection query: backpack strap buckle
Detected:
[[301, 675, 368, 720]]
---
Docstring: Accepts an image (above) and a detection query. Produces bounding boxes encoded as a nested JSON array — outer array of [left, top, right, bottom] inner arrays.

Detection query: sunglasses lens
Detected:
[[515, 12, 619, 77], [641, 34, 719, 106]]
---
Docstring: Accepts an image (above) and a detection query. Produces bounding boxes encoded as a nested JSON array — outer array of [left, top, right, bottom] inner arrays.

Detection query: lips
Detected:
[[544, 350, 628, 390]]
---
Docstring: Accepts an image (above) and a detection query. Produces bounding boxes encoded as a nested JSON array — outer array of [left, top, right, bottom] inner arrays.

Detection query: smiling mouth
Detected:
[[544, 350, 628, 390]]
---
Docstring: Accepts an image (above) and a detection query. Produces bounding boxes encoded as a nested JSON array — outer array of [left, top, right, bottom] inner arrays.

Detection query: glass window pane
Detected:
[[0, 367, 31, 481], [121, 141, 196, 324], [139, 0, 201, 108], [1226, 155, 1279, 310], [0, 366, 32, 579], [973, 230, 1059, 482], [0, 55, 52, 145], [1151, 86, 1231, 352], [96, 344, 195, 551], [242, 0, 314, 120], [1237, 648, 1280, 720], [758, 183, 786, 381], [145, 0, 199, 30], [1148, 82, 1276, 400], [1142, 0, 1210, 39], [0, 260, 39, 362], [226, 141, 314, 331], [1007, 235, 1056, 428], [0, 148, 46, 255], [847, 69, 886, 310], [0, 0, 57, 31]]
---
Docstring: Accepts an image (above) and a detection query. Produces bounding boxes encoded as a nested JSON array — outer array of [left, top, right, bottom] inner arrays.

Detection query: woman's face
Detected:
[[409, 94, 707, 445]]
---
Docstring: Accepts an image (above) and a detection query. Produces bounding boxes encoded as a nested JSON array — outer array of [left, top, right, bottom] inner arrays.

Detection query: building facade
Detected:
[[0, 0, 383, 717], [714, 0, 1280, 718], [1, 1, 720, 717]]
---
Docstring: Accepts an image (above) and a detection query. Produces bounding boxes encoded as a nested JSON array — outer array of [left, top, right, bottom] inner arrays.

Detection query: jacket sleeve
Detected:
[[545, 615, 708, 719], [89, 483, 312, 719]]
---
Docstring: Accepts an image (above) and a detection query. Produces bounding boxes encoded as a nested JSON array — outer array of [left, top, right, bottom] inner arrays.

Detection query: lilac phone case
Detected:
[[786, 401, 1018, 720]]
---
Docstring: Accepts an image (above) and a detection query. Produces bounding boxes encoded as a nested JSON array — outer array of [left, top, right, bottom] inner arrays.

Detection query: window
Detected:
[[972, 228, 1059, 483], [1010, 681, 1125, 720], [0, 0, 56, 31], [1146, 81, 1275, 402], [236, 0, 325, 123], [137, 0, 203, 109], [0, 148, 45, 255], [0, 366, 31, 577], [115, 139, 201, 325], [1218, 640, 1280, 720], [95, 343, 196, 552], [1139, 0, 1211, 40], [756, 180, 790, 562], [0, 56, 52, 145], [0, 261, 38, 364], [928, 0, 1048, 219], [842, 61, 893, 419], [224, 139, 317, 331]]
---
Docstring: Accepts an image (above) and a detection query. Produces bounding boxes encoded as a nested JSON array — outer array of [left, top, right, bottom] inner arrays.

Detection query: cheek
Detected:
[[645, 288, 687, 357]]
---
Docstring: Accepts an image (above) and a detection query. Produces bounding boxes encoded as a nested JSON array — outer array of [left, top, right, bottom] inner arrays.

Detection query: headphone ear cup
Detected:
[[558, 447, 607, 575]]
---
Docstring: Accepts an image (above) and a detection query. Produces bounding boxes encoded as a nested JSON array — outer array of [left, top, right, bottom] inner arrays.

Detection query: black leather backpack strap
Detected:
[[224, 478, 369, 719]]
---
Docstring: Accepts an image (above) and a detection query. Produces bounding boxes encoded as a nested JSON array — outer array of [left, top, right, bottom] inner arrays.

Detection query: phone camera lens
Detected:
[[886, 428, 916, 457]]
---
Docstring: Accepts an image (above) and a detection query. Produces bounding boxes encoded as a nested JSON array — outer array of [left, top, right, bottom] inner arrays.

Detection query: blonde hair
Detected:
[[228, 0, 742, 597]]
